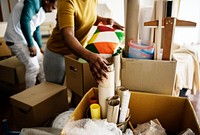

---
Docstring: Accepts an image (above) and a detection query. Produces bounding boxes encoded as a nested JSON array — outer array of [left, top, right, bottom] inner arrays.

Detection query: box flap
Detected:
[[10, 82, 67, 107], [121, 56, 177, 95], [181, 98, 200, 134], [68, 87, 98, 121]]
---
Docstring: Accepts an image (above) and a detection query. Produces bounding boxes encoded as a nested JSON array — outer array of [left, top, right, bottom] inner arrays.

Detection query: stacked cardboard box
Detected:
[[0, 56, 25, 93]]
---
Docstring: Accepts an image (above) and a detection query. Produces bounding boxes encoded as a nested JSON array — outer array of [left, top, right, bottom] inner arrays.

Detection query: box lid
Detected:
[[10, 82, 67, 111]]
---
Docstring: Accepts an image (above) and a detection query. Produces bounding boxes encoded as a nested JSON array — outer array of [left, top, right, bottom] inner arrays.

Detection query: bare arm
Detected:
[[60, 27, 109, 81]]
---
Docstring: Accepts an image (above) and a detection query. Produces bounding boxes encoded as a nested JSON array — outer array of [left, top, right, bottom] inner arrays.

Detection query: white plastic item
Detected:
[[52, 108, 75, 129]]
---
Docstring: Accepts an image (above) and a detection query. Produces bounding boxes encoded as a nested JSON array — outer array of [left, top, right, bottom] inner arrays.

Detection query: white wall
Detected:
[[2, 0, 199, 44], [123, 0, 200, 44], [174, 0, 200, 44], [98, 0, 124, 25], [1, 0, 18, 21]]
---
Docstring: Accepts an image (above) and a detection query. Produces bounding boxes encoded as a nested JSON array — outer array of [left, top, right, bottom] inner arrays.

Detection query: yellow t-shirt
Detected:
[[47, 0, 98, 55]]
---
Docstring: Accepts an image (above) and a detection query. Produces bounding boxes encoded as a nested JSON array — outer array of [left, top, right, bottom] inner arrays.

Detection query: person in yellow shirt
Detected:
[[43, 0, 124, 85]]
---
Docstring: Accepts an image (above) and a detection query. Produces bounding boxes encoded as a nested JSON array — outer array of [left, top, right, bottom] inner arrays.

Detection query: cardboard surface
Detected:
[[65, 55, 98, 97], [0, 22, 7, 37], [121, 55, 177, 95], [0, 37, 12, 57], [63, 88, 200, 135], [0, 56, 25, 84], [10, 82, 69, 128], [0, 81, 25, 94]]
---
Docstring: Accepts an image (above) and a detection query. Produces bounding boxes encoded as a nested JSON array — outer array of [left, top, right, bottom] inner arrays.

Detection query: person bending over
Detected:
[[5, 0, 57, 88], [43, 0, 124, 85]]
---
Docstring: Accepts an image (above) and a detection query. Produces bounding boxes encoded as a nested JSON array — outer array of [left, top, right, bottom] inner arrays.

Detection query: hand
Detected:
[[87, 53, 109, 82], [40, 48, 44, 54], [28, 46, 37, 57], [107, 18, 124, 31]]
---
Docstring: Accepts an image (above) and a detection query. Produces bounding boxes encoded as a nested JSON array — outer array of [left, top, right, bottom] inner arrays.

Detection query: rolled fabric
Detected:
[[119, 90, 131, 123], [98, 63, 115, 88], [107, 95, 120, 102], [116, 86, 128, 106], [98, 85, 115, 119], [90, 103, 101, 119], [98, 63, 115, 119], [107, 99, 120, 124], [113, 54, 121, 89]]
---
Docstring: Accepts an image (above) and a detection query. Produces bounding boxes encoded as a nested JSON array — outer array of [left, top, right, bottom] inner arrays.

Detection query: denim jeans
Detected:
[[43, 48, 65, 85]]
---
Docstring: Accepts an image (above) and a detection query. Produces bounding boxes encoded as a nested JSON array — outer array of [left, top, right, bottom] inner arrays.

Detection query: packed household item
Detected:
[[127, 39, 154, 59], [85, 23, 124, 58], [52, 108, 75, 129]]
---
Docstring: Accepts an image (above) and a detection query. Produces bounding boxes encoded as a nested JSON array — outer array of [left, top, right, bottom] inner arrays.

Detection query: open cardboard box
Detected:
[[121, 51, 178, 96], [65, 55, 98, 97], [62, 87, 200, 135]]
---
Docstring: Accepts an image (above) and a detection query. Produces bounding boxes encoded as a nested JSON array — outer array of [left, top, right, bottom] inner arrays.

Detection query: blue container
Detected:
[[128, 39, 154, 59]]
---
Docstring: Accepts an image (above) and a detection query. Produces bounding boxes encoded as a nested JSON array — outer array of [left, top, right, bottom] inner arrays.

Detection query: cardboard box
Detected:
[[62, 88, 200, 135], [121, 54, 177, 95], [0, 56, 25, 84], [0, 81, 25, 94], [0, 37, 12, 57], [10, 82, 69, 128], [65, 55, 98, 97], [0, 22, 7, 37]]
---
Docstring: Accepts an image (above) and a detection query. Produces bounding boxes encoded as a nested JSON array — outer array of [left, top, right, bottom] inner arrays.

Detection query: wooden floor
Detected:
[[0, 89, 199, 134]]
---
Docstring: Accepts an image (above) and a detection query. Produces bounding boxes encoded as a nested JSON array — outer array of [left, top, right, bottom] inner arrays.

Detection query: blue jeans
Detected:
[[43, 48, 65, 85]]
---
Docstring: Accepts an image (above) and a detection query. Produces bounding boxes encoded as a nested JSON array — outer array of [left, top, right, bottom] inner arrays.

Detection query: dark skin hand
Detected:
[[60, 27, 109, 82], [61, 16, 124, 82], [29, 46, 44, 57], [29, 46, 37, 57], [107, 18, 125, 31], [29, 0, 56, 57]]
